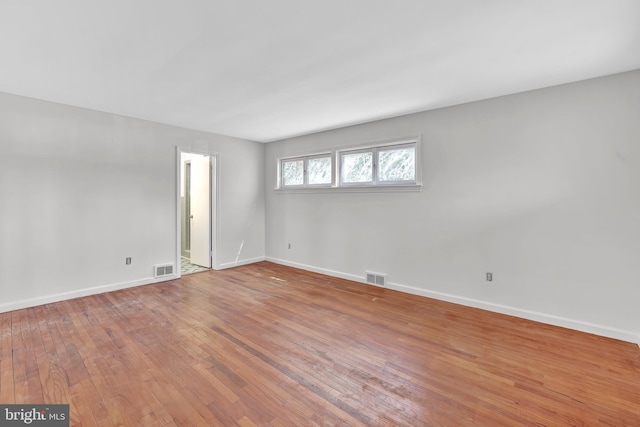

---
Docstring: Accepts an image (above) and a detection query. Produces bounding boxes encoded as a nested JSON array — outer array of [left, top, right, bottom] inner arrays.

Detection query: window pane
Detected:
[[308, 157, 331, 185], [341, 151, 373, 183], [282, 160, 303, 186], [378, 146, 415, 182]]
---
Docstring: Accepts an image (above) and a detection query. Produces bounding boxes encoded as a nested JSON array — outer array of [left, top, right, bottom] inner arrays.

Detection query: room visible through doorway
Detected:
[[180, 151, 214, 275]]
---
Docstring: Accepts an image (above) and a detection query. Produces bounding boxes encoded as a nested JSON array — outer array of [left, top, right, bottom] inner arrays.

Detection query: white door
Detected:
[[189, 155, 211, 268]]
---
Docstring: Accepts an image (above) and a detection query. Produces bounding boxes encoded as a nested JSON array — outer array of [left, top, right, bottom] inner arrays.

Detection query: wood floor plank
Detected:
[[12, 308, 44, 403], [1, 261, 639, 426], [0, 311, 15, 404]]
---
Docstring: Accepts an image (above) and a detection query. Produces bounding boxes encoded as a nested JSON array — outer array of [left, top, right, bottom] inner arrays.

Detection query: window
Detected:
[[377, 144, 415, 183], [339, 142, 416, 186], [341, 150, 373, 184], [281, 154, 332, 188], [282, 159, 304, 186], [277, 137, 420, 191], [307, 156, 332, 185]]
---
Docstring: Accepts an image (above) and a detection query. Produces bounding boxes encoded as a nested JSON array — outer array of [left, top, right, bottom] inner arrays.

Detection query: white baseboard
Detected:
[[0, 275, 178, 314], [385, 281, 639, 344], [265, 257, 363, 282], [266, 257, 640, 345], [218, 256, 266, 270]]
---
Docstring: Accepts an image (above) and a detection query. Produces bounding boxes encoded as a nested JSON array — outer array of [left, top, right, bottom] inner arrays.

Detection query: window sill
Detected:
[[274, 184, 422, 194]]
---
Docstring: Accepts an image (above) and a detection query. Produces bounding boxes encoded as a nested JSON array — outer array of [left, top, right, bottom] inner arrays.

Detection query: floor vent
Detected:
[[366, 272, 386, 287], [154, 264, 175, 277]]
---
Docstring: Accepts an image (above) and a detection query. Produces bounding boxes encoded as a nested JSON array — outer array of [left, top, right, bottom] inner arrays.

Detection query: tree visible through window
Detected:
[[307, 157, 331, 185], [278, 139, 418, 190], [339, 142, 416, 186], [281, 155, 332, 187], [341, 151, 373, 183], [282, 159, 303, 186], [378, 146, 415, 182]]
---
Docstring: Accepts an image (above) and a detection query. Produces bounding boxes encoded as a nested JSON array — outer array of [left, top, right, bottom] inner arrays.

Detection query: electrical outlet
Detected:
[[486, 272, 492, 281], [126, 257, 132, 265], [288, 243, 291, 249]]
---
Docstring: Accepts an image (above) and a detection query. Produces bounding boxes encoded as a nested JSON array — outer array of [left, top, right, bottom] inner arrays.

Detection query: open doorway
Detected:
[[178, 150, 217, 275]]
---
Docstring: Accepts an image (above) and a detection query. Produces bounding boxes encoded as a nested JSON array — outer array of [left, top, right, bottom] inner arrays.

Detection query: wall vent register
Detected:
[[154, 264, 175, 277], [366, 272, 386, 287]]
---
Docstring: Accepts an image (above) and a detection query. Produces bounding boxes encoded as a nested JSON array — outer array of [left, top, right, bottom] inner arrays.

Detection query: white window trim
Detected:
[[338, 142, 417, 187], [275, 135, 422, 193], [280, 158, 304, 188], [275, 184, 422, 194], [279, 153, 333, 188]]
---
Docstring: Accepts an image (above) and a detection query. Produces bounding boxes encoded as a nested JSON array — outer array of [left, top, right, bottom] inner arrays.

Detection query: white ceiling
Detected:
[[1, 1, 639, 143]]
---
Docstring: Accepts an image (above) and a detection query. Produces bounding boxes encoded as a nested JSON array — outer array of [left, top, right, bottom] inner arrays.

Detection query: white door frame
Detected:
[[176, 147, 220, 276]]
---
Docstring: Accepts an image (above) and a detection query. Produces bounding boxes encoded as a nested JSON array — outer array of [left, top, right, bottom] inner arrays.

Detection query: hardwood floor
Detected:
[[1, 261, 639, 426]]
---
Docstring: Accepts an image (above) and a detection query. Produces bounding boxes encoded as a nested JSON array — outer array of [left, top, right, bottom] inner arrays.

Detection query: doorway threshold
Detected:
[[181, 257, 209, 275]]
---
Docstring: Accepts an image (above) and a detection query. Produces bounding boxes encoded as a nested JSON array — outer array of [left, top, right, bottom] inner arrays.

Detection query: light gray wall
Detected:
[[0, 92, 265, 311], [2, 71, 638, 343], [265, 70, 640, 343]]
